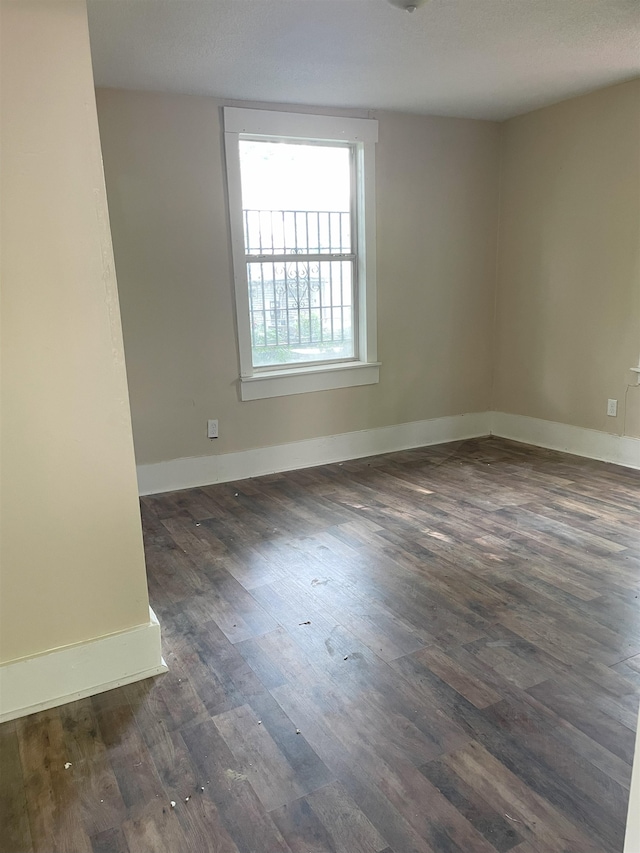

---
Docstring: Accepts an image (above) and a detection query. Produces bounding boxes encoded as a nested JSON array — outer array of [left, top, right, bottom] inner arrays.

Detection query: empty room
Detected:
[[2, 1, 640, 852]]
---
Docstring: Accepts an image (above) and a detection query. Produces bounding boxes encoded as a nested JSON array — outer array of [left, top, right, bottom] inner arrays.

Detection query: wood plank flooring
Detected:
[[2, 437, 640, 853]]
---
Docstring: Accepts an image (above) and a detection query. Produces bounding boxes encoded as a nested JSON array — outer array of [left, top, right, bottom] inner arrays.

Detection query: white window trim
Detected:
[[223, 107, 379, 401]]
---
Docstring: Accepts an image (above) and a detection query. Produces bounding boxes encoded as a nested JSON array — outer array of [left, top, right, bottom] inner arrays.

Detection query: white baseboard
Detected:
[[137, 412, 492, 495], [137, 410, 640, 496], [491, 412, 640, 470], [0, 607, 167, 723]]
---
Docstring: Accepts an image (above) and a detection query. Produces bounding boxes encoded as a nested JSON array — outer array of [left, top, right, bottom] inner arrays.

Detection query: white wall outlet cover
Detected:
[[607, 399, 618, 417], [207, 419, 219, 438]]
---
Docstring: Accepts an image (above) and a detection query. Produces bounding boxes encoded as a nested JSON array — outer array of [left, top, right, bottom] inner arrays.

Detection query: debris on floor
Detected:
[[64, 762, 72, 769], [299, 620, 311, 625], [225, 769, 247, 782]]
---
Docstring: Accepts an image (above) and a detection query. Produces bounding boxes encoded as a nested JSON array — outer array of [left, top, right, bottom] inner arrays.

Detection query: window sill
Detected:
[[240, 361, 381, 401]]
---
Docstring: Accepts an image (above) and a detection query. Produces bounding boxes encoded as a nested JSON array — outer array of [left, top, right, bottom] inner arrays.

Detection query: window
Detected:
[[224, 108, 379, 400]]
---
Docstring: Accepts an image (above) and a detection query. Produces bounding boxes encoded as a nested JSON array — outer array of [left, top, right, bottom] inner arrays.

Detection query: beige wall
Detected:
[[95, 89, 500, 465], [1, 1, 151, 663], [494, 80, 640, 438]]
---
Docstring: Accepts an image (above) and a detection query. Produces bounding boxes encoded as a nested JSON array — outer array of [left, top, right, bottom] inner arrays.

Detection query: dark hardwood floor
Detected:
[[2, 436, 640, 853]]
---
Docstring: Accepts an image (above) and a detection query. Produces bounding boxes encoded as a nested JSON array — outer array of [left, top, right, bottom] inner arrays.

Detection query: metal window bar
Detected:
[[243, 209, 351, 255], [244, 209, 355, 359], [260, 265, 267, 347], [339, 259, 344, 341], [305, 216, 312, 341], [317, 258, 324, 343], [328, 260, 334, 342], [247, 262, 353, 348]]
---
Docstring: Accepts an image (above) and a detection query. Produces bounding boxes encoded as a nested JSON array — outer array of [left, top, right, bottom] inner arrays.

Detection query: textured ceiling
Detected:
[[87, 0, 640, 120]]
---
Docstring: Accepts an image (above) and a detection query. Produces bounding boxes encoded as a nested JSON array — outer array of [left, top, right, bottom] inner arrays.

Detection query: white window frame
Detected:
[[224, 107, 380, 401]]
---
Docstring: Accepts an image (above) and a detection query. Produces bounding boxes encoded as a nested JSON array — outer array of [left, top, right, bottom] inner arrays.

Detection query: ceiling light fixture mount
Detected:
[[387, 0, 430, 11]]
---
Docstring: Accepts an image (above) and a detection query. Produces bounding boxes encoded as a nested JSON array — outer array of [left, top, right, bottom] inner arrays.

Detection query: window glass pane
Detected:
[[239, 141, 351, 255], [247, 260, 354, 367]]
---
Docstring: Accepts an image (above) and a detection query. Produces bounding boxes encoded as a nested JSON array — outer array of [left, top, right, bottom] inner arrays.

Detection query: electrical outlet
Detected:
[[207, 419, 219, 438], [607, 399, 617, 417]]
